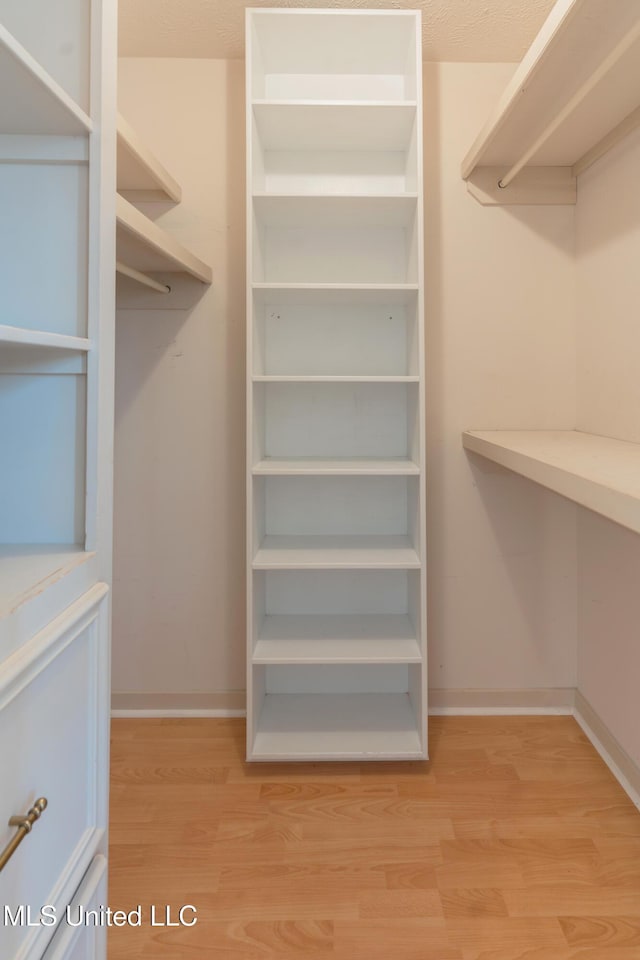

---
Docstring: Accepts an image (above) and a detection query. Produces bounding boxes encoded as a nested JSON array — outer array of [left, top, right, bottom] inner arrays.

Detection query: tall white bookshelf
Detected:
[[246, 8, 426, 761]]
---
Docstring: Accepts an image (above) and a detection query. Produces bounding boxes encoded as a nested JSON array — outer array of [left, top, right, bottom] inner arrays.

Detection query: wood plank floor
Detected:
[[108, 716, 640, 959]]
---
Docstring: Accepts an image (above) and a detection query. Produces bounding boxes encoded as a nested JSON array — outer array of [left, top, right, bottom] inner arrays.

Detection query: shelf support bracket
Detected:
[[466, 166, 576, 206]]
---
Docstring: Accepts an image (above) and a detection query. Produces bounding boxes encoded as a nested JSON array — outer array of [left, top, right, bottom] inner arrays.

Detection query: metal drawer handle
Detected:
[[0, 798, 48, 872]]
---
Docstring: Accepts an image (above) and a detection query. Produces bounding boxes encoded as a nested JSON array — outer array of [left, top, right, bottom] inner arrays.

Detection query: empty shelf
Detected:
[[253, 535, 420, 569], [251, 692, 423, 761], [253, 458, 420, 475], [463, 429, 640, 535], [0, 25, 92, 135], [254, 615, 421, 664], [116, 195, 212, 283], [117, 113, 182, 203], [462, 0, 640, 179], [253, 375, 419, 383], [253, 283, 418, 305], [253, 101, 417, 152], [253, 193, 417, 227]]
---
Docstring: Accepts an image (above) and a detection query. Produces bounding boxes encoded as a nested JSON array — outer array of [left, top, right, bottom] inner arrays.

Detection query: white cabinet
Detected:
[[0, 591, 110, 960], [0, 3, 115, 958], [246, 9, 427, 761], [40, 857, 108, 960]]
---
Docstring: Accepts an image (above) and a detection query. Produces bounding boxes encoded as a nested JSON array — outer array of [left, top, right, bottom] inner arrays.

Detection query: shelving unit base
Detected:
[[251, 692, 424, 761]]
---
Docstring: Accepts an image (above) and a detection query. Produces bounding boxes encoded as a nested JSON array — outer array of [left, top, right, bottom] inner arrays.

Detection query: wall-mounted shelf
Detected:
[[117, 114, 182, 203], [463, 430, 640, 536], [0, 25, 92, 135], [115, 195, 212, 284], [461, 0, 640, 205]]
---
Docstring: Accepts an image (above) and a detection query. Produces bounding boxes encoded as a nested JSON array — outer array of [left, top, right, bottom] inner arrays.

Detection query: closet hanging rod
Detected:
[[116, 261, 170, 294], [498, 17, 640, 190]]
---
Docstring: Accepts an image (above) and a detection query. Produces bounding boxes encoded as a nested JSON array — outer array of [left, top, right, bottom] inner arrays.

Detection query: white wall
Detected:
[[112, 59, 578, 707], [113, 59, 246, 707], [424, 63, 577, 698], [575, 127, 640, 768]]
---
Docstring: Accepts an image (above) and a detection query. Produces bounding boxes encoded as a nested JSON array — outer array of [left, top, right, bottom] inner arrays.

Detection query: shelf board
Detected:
[[251, 692, 423, 761], [0, 545, 93, 623], [462, 0, 640, 183], [253, 375, 418, 383], [463, 430, 640, 536], [253, 458, 420, 476], [116, 195, 212, 284], [253, 534, 420, 570], [253, 615, 421, 664], [117, 113, 182, 203], [252, 283, 418, 306], [0, 25, 92, 135], [253, 193, 417, 227], [253, 100, 417, 152], [0, 325, 90, 352]]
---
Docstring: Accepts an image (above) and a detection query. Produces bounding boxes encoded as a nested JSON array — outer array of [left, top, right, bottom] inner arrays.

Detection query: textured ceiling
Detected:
[[118, 0, 557, 62]]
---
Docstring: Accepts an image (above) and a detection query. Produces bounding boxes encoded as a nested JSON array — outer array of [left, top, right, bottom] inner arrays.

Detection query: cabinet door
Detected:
[[0, 586, 109, 960], [40, 857, 107, 960]]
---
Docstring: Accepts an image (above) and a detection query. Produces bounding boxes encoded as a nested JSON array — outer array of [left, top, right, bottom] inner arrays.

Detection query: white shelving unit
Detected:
[[461, 0, 640, 204], [0, 7, 114, 654], [463, 430, 640, 536], [246, 8, 426, 762], [0, 4, 115, 959]]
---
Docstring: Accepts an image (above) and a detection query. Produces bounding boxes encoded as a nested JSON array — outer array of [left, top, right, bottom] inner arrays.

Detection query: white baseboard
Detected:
[[574, 691, 640, 811], [110, 691, 245, 717], [110, 686, 640, 809], [111, 687, 575, 718], [428, 687, 575, 714]]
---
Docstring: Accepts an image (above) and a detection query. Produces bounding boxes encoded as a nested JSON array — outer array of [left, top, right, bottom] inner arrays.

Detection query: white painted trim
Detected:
[[111, 709, 247, 718], [430, 706, 574, 716], [111, 691, 246, 714], [574, 691, 640, 810], [429, 686, 576, 711]]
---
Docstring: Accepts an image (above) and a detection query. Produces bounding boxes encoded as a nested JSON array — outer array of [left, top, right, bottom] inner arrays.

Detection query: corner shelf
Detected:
[[115, 195, 212, 284], [0, 24, 92, 135], [117, 113, 182, 203], [461, 0, 640, 205], [463, 430, 640, 535]]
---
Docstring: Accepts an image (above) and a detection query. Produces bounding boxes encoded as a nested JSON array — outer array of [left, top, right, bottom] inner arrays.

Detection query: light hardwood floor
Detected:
[[108, 716, 640, 959]]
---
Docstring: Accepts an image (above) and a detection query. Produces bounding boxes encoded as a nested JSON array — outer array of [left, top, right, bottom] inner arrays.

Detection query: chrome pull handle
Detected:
[[0, 798, 48, 872]]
